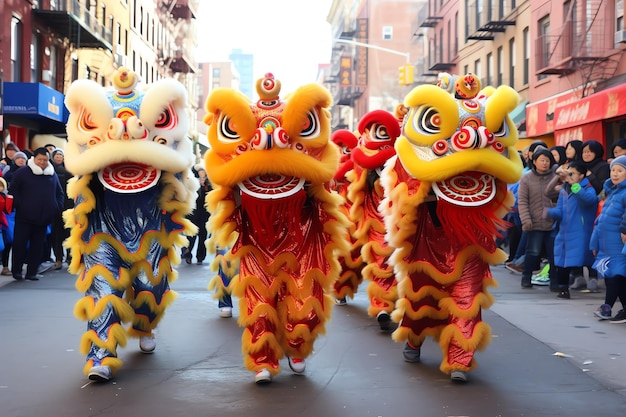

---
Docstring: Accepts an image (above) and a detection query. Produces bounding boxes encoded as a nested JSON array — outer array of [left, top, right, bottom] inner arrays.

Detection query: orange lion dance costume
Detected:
[[203, 73, 349, 384], [381, 73, 522, 382]]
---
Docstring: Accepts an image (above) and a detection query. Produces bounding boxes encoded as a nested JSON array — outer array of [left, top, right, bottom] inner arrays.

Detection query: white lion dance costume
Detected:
[[64, 67, 198, 382], [382, 73, 522, 382], [203, 73, 349, 384]]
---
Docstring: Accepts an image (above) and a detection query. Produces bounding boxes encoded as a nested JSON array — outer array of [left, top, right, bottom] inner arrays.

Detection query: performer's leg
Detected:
[[237, 257, 281, 377], [439, 258, 492, 379], [128, 243, 176, 343], [75, 247, 134, 380]]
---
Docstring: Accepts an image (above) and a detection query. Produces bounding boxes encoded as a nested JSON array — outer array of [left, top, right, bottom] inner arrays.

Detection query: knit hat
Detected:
[[51, 148, 64, 158], [610, 155, 626, 169], [13, 151, 27, 162]]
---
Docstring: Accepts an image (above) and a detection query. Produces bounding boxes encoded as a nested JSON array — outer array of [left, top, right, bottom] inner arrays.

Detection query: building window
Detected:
[[30, 32, 39, 83], [509, 37, 515, 88], [497, 46, 503, 85], [474, 58, 481, 79], [447, 20, 451, 62], [486, 52, 493, 86], [50, 44, 58, 88], [382, 26, 393, 40], [454, 12, 458, 56], [538, 15, 550, 80], [10, 17, 22, 82], [617, 0, 624, 31], [523, 26, 529, 85], [213, 68, 221, 78]]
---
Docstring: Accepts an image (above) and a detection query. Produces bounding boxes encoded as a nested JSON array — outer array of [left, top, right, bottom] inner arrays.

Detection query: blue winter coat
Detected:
[[547, 178, 597, 268], [589, 178, 626, 278]]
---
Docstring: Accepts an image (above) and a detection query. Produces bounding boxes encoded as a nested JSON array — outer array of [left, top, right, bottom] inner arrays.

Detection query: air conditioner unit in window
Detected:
[[615, 30, 626, 45], [114, 53, 127, 67]]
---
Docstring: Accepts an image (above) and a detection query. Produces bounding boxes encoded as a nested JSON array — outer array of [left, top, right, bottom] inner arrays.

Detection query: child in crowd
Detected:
[[546, 161, 598, 299], [590, 155, 626, 322]]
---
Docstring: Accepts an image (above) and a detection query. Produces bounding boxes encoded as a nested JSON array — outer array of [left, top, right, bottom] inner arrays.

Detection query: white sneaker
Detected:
[[220, 307, 233, 318], [255, 368, 271, 384], [88, 365, 112, 382], [139, 335, 156, 353], [451, 370, 467, 382], [287, 356, 306, 374]]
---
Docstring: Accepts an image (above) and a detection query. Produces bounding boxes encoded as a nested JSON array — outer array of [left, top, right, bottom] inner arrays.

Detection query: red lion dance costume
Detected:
[[381, 73, 522, 382], [330, 130, 364, 306], [203, 74, 349, 384], [345, 109, 403, 331], [64, 67, 198, 382]]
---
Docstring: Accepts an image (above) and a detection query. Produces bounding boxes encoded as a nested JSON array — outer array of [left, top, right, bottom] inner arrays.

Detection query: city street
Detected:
[[1, 259, 625, 417]]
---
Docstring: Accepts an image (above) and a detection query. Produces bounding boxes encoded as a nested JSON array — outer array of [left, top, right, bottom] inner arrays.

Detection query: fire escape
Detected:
[[466, 0, 516, 41], [535, 0, 620, 97], [329, 21, 365, 130], [417, 2, 454, 73], [157, 0, 198, 77]]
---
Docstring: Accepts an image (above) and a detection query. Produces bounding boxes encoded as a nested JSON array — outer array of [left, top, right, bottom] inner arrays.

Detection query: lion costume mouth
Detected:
[[98, 162, 162, 193], [431, 171, 496, 206], [238, 174, 305, 199]]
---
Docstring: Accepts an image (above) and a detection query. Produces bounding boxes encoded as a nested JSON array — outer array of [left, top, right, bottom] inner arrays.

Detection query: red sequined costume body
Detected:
[[346, 110, 403, 320], [381, 74, 523, 376], [203, 74, 349, 379]]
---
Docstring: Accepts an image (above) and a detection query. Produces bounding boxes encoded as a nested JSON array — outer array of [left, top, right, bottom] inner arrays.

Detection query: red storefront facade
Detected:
[[526, 83, 626, 150]]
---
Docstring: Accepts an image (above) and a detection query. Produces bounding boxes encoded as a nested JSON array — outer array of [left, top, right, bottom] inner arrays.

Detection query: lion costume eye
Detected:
[[414, 106, 441, 135], [369, 123, 391, 142], [155, 105, 176, 129], [492, 121, 508, 138], [218, 115, 240, 142], [300, 110, 321, 139], [78, 108, 99, 132]]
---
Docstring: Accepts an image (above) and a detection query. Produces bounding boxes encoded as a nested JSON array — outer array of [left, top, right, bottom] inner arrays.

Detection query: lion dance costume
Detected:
[[345, 109, 403, 331], [381, 73, 522, 382], [64, 67, 198, 382], [203, 73, 349, 384], [330, 129, 364, 305]]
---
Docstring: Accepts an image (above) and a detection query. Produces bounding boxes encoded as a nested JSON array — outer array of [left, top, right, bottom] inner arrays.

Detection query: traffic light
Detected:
[[398, 64, 414, 86]]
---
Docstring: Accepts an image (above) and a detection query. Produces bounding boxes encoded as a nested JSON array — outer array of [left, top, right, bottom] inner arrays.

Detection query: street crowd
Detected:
[[503, 138, 626, 324]]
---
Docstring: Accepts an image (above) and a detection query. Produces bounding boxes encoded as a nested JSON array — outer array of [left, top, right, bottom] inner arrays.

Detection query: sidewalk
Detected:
[[490, 263, 626, 394]]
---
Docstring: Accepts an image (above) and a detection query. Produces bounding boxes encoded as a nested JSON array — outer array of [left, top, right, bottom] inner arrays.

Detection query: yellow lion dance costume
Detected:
[[381, 73, 522, 382], [203, 73, 349, 384]]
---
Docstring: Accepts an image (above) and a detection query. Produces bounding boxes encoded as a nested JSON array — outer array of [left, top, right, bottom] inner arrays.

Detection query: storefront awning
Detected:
[[509, 100, 528, 126], [2, 82, 68, 134]]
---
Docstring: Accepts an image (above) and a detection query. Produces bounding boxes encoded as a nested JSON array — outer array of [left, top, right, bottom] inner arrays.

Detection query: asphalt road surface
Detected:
[[1, 260, 625, 417]]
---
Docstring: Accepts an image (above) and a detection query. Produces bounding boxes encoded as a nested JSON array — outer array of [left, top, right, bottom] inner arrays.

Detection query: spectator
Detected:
[[8, 148, 64, 281], [1, 142, 19, 169], [546, 160, 598, 299], [0, 178, 12, 263], [550, 145, 567, 167], [590, 155, 626, 323], [50, 148, 73, 270], [517, 147, 559, 288], [582, 140, 610, 195], [608, 138, 626, 164], [2, 151, 28, 184], [564, 139, 584, 163], [182, 167, 210, 265]]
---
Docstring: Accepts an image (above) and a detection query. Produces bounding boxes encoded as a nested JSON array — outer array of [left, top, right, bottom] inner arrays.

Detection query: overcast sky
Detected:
[[195, 0, 334, 93]]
